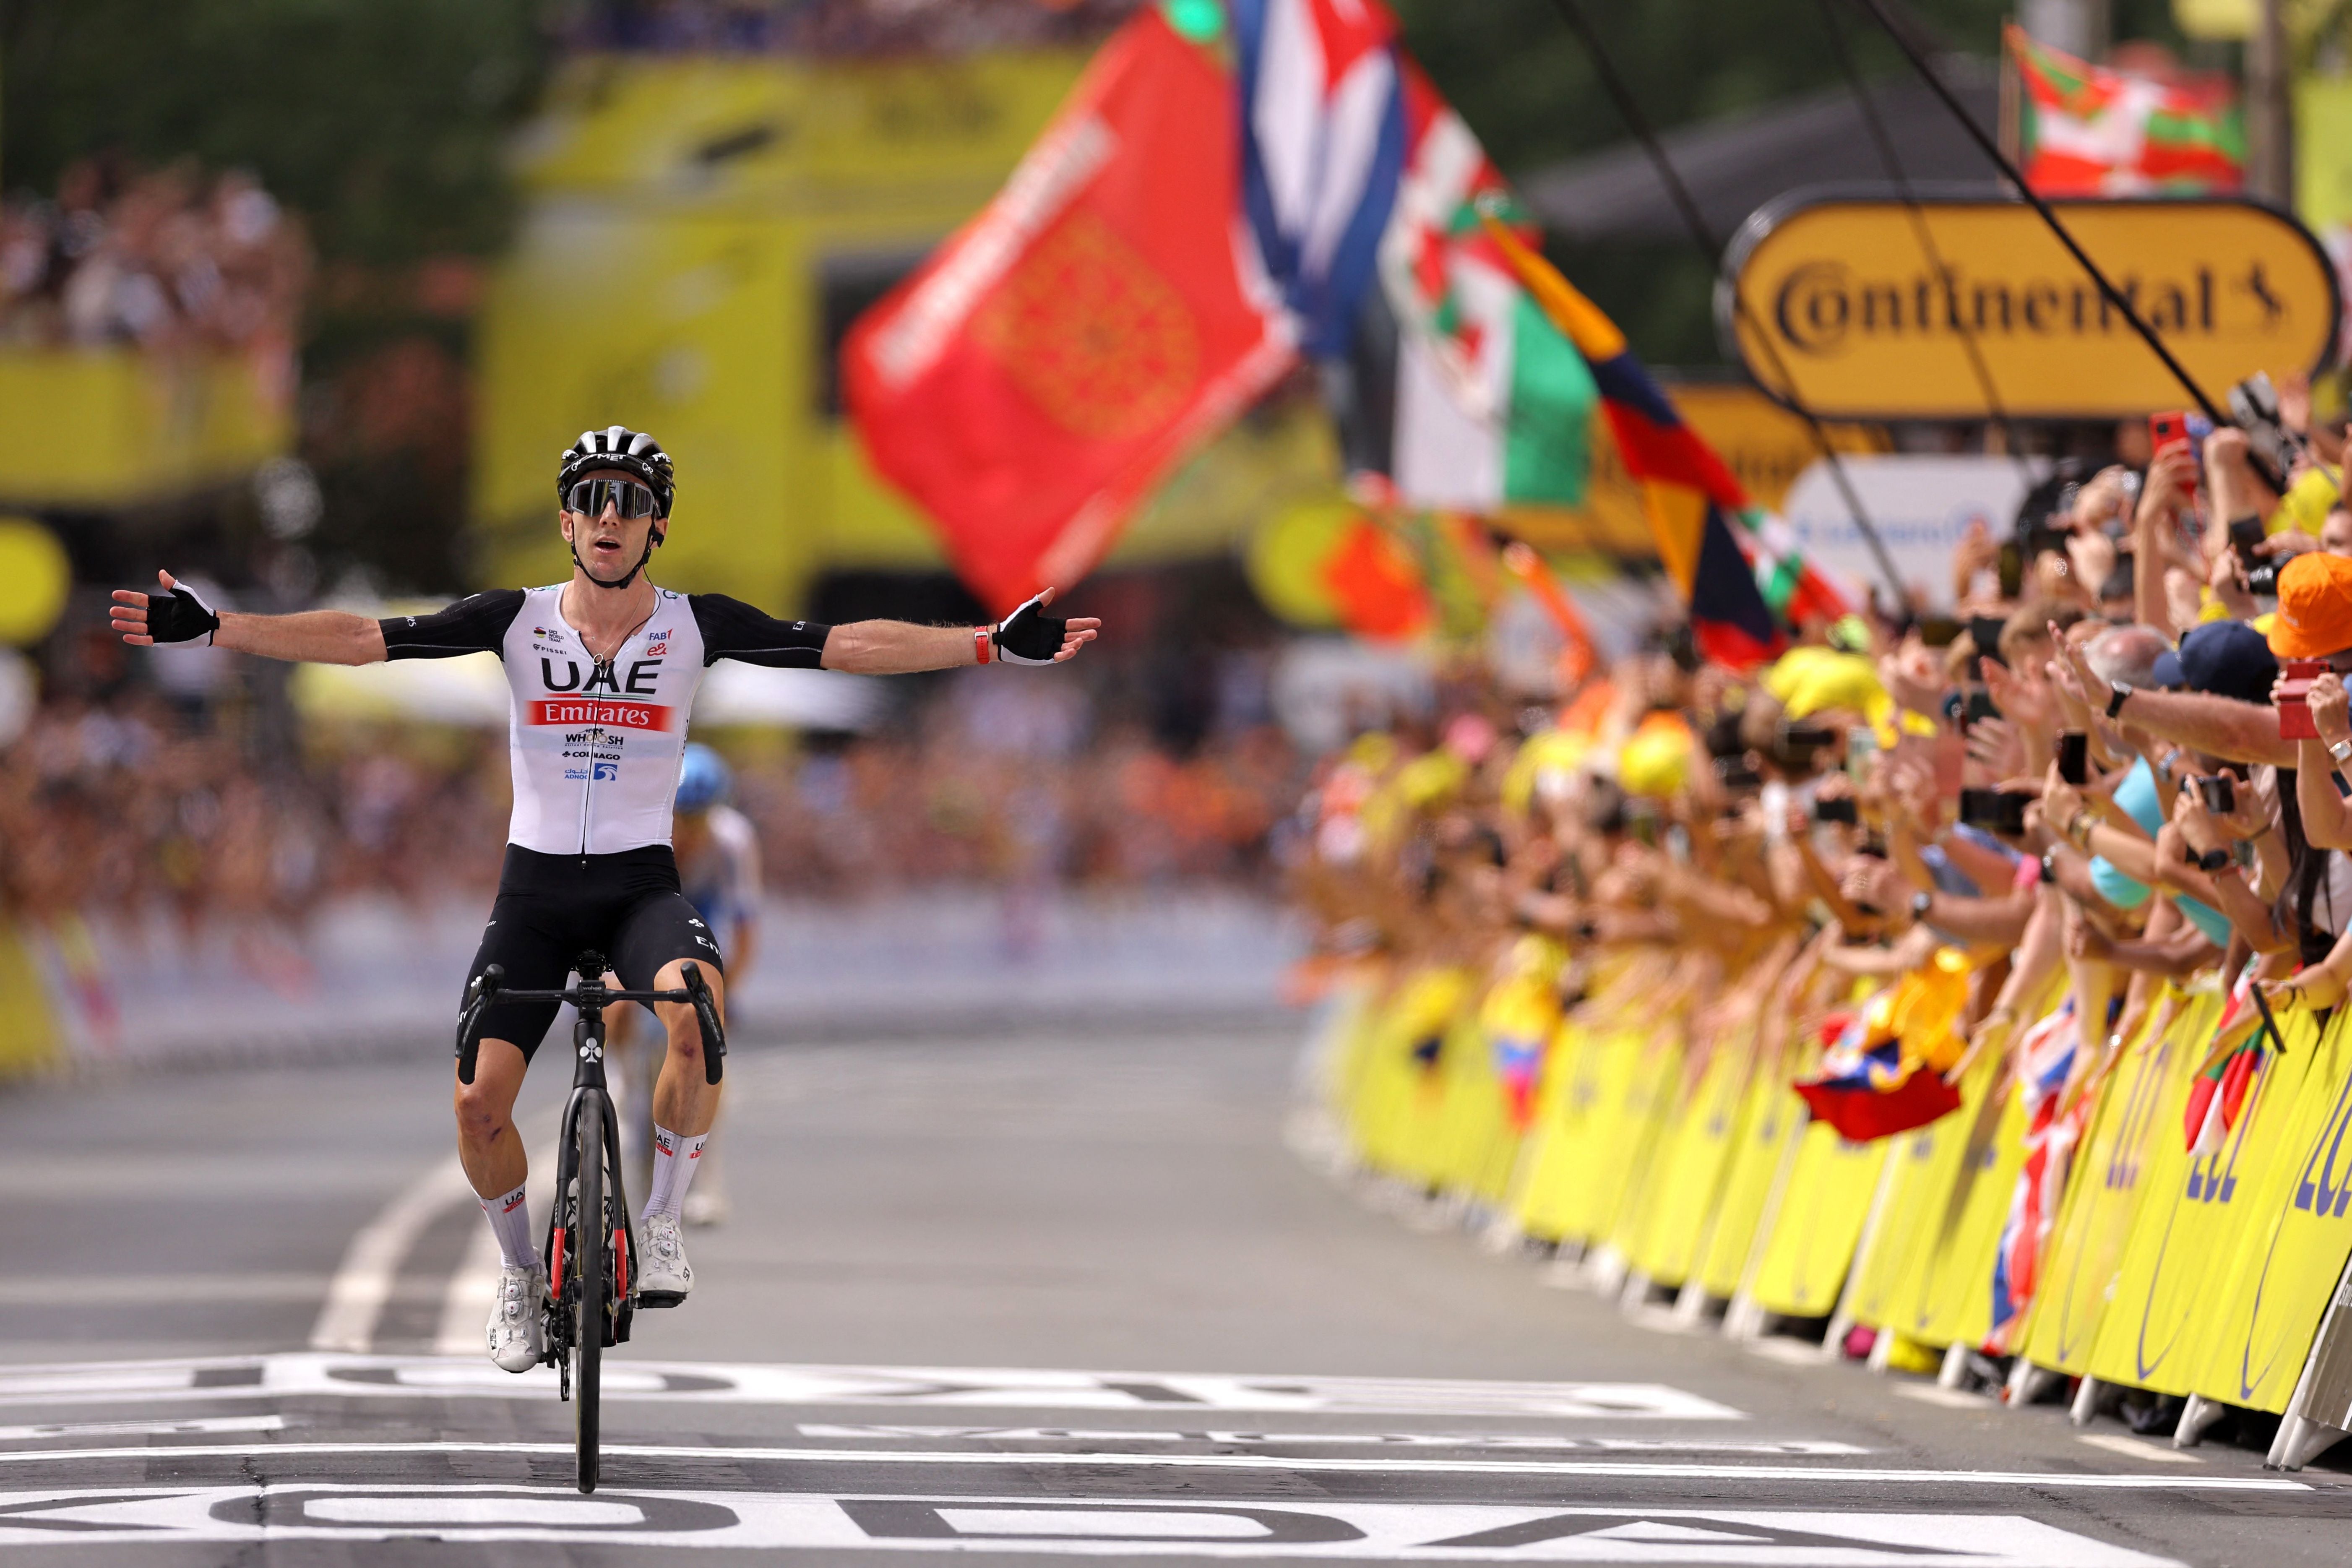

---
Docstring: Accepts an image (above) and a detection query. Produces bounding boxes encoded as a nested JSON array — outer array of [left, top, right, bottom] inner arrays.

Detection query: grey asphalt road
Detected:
[[0, 1011, 2346, 1565]]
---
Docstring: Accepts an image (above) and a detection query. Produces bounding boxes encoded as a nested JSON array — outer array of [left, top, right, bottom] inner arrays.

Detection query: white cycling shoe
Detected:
[[487, 1263, 547, 1372], [638, 1211, 693, 1308]]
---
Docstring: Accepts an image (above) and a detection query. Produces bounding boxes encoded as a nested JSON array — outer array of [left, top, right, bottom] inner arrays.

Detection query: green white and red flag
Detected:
[[2007, 23, 2243, 197]]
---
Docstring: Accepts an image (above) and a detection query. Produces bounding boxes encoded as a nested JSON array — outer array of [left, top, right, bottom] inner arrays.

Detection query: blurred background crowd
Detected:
[[7, 0, 2352, 1075]]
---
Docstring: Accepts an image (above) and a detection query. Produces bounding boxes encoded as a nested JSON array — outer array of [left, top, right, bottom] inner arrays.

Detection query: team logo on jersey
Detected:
[[646, 639, 669, 656], [592, 761, 619, 781]]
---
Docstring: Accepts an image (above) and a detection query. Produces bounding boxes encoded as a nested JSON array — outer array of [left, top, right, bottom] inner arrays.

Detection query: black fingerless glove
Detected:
[[991, 590, 1065, 666], [146, 583, 221, 645]]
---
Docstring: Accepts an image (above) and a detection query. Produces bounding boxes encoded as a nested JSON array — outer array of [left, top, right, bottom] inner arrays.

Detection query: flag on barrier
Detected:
[[1989, 1003, 2086, 1349], [1792, 956, 1969, 1141], [2187, 972, 2273, 1154]]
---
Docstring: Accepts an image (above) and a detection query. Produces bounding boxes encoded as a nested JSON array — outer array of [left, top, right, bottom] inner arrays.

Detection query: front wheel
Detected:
[[573, 1095, 604, 1494]]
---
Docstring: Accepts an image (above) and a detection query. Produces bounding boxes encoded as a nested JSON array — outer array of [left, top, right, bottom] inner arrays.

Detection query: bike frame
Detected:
[[547, 982, 637, 1371], [454, 950, 726, 1379]]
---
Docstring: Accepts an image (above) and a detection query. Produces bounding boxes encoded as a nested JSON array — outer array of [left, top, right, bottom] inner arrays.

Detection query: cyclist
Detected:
[[109, 425, 1099, 1372], [613, 742, 758, 1227]]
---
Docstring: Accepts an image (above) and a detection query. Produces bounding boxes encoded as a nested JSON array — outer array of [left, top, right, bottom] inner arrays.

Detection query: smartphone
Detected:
[[1714, 755, 1763, 791], [2058, 731, 2089, 786], [1813, 796, 1859, 825], [2229, 515, 2266, 572], [1958, 787, 2030, 836], [2150, 410, 2204, 502], [1969, 615, 2010, 668], [2098, 553, 2136, 603], [2196, 774, 2237, 814], [1963, 688, 2002, 727], [1916, 614, 1963, 648], [2279, 658, 2325, 741]]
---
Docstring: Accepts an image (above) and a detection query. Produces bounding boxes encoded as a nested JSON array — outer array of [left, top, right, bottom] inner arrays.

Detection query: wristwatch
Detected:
[[1910, 889, 1934, 921], [2038, 851, 2057, 885], [2187, 845, 2231, 873], [2330, 737, 2352, 766], [2106, 682, 2134, 719]]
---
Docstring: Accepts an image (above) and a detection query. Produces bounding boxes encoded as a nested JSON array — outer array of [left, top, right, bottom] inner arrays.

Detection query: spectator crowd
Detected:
[[0, 157, 308, 381], [1287, 372, 2352, 1416]]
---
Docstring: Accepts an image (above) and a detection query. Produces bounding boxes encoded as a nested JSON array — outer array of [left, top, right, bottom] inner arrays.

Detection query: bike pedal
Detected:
[[636, 1289, 685, 1310]]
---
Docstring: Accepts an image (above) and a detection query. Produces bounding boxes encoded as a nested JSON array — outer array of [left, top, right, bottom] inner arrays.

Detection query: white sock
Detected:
[[480, 1182, 539, 1271], [643, 1125, 708, 1220]]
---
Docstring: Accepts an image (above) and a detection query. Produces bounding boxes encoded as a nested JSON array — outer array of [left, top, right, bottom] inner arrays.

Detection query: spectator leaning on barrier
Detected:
[[1289, 384, 2352, 1388]]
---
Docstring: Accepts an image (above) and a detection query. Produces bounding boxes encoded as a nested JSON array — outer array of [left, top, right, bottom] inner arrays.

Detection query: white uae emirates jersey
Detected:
[[380, 583, 829, 855]]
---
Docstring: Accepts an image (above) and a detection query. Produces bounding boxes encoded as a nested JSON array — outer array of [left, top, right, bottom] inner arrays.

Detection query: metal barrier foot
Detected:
[[2006, 1359, 2062, 1407], [2173, 1391, 2227, 1448]]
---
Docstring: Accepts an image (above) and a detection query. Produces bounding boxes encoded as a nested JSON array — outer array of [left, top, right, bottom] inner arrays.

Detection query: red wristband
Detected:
[[974, 625, 993, 665]]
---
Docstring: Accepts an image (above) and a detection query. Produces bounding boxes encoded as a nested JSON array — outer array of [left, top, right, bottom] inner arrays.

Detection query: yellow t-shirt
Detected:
[[2269, 462, 2342, 535], [1761, 645, 1893, 727]]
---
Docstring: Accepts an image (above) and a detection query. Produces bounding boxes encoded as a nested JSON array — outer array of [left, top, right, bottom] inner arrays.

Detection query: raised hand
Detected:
[[110, 570, 219, 646]]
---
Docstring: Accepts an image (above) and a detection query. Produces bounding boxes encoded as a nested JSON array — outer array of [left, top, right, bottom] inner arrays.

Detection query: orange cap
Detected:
[[2267, 552, 2352, 658]]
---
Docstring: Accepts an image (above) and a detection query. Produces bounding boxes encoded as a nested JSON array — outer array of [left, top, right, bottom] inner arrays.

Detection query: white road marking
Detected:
[[1892, 1385, 1993, 1412], [792, 1426, 1873, 1455], [0, 1437, 2303, 1489], [0, 1275, 338, 1305], [0, 1486, 2184, 1561], [0, 1354, 1745, 1420], [1743, 1339, 1833, 1366], [2076, 1433, 2201, 1464], [0, 1414, 285, 1443], [307, 1159, 475, 1353]]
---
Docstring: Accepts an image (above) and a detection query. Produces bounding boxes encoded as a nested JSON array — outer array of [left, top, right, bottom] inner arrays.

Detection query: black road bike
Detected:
[[456, 950, 726, 1493]]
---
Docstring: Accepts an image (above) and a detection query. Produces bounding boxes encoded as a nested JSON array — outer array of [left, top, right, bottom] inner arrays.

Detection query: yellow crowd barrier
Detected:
[[1317, 953, 2352, 1460], [0, 921, 63, 1081]]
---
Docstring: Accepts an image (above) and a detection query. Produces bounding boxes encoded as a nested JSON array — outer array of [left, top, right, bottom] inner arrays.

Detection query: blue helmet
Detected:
[[675, 743, 732, 813]]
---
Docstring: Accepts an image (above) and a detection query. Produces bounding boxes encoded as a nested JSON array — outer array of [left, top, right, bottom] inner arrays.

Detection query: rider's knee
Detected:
[[662, 1017, 704, 1065], [453, 1080, 510, 1142]]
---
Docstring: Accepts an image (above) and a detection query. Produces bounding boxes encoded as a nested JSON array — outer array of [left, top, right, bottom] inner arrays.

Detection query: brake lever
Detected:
[[455, 965, 504, 1086], [679, 961, 727, 1085]]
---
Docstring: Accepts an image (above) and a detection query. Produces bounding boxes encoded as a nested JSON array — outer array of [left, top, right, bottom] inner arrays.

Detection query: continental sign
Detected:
[[1719, 186, 2341, 421]]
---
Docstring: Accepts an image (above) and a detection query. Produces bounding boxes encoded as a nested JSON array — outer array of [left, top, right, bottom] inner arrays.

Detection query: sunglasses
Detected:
[[565, 479, 659, 519]]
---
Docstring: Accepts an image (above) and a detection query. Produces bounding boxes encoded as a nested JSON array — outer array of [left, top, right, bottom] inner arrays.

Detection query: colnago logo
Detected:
[[529, 699, 674, 731]]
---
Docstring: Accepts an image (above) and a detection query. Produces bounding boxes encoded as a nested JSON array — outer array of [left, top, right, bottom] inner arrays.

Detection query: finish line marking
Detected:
[[0, 1356, 1742, 1420], [0, 1486, 2183, 1561], [0, 1414, 285, 1444], [0, 1438, 2304, 1489], [793, 1426, 1873, 1455]]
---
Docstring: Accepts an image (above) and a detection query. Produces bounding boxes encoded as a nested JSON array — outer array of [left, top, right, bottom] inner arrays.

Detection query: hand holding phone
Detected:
[[2058, 731, 2089, 786], [2279, 658, 2325, 741]]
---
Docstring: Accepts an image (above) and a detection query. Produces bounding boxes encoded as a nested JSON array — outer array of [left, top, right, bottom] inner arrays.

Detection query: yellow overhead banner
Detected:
[[1721, 191, 2340, 421]]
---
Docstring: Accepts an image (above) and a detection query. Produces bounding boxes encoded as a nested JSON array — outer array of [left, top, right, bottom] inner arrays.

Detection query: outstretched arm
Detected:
[[112, 570, 385, 664], [696, 586, 1101, 675]]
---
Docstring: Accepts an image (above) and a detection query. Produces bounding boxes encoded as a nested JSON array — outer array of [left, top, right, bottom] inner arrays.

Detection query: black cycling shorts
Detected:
[[464, 844, 725, 1062]]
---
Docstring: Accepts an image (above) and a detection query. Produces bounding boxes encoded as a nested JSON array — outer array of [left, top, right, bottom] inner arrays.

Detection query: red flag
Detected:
[[844, 10, 1295, 613]]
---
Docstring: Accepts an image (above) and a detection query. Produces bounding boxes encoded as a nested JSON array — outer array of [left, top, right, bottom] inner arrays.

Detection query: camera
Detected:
[[2229, 371, 2307, 496], [1813, 796, 1859, 825], [2193, 774, 2237, 815], [1958, 788, 2029, 836]]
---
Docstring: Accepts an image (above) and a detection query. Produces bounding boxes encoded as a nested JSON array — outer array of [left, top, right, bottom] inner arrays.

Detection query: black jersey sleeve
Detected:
[[689, 594, 832, 669], [380, 589, 526, 661]]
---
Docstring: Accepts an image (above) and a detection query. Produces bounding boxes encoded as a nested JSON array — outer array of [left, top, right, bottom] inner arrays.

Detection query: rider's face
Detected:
[[561, 466, 662, 581]]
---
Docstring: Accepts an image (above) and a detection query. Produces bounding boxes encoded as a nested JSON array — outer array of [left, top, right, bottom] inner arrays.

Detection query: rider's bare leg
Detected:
[[649, 959, 725, 1139], [643, 959, 725, 1219], [455, 1038, 534, 1266]]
